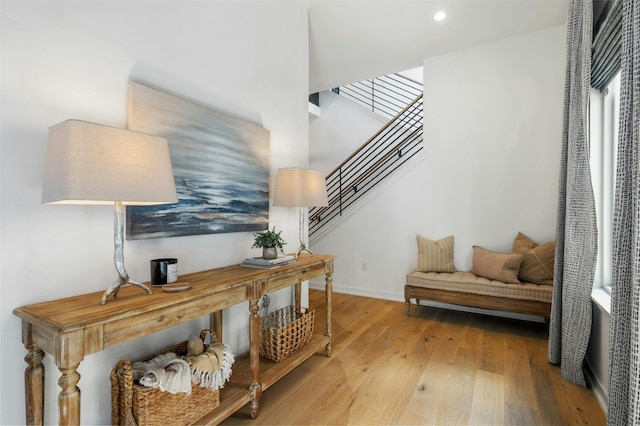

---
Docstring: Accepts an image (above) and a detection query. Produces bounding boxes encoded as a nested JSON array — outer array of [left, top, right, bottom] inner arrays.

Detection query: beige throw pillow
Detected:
[[471, 246, 523, 284], [512, 232, 555, 285], [416, 235, 456, 272]]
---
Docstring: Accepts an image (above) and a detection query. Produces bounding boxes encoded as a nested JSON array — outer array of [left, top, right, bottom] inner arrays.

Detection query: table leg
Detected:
[[55, 331, 83, 425], [248, 291, 262, 418], [249, 381, 262, 419], [22, 322, 44, 426], [58, 365, 81, 425], [210, 311, 223, 342], [325, 261, 334, 357]]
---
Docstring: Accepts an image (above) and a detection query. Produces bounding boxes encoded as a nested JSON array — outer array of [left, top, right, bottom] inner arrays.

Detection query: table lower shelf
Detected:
[[195, 333, 331, 425]]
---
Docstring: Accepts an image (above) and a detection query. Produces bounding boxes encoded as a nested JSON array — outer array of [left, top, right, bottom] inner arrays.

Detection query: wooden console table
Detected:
[[13, 254, 334, 425]]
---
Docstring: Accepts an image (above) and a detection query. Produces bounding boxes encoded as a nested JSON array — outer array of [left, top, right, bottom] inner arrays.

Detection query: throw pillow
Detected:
[[512, 232, 555, 285], [471, 246, 523, 284], [512, 231, 536, 253], [416, 235, 456, 272]]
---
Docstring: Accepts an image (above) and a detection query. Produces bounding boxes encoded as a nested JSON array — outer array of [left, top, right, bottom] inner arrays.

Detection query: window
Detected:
[[590, 71, 620, 295]]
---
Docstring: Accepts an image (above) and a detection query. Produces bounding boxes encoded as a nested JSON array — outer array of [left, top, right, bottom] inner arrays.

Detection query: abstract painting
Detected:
[[126, 82, 270, 240]]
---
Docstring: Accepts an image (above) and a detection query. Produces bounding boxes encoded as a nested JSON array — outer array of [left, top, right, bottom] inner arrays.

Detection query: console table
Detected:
[[13, 254, 334, 425]]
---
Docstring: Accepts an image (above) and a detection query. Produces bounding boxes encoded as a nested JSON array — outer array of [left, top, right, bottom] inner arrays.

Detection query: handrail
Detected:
[[326, 93, 423, 178], [309, 85, 423, 238], [310, 126, 422, 222]]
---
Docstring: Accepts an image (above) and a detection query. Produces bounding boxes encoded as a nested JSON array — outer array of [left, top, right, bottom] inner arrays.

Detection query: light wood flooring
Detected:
[[222, 290, 606, 425]]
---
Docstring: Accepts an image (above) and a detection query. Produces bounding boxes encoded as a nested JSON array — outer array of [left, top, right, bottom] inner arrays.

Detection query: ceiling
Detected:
[[305, 0, 569, 93]]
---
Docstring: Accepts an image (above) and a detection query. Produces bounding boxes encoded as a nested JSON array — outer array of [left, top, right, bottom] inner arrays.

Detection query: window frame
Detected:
[[590, 71, 620, 300]]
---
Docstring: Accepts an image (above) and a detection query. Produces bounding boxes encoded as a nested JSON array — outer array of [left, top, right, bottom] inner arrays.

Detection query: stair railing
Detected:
[[309, 92, 423, 238], [332, 73, 423, 120]]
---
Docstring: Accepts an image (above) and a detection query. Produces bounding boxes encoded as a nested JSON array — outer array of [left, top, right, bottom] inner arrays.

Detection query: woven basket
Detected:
[[260, 306, 315, 362], [110, 330, 220, 426]]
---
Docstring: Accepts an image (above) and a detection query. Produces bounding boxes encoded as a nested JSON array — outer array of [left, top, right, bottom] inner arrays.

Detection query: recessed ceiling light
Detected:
[[434, 11, 446, 21]]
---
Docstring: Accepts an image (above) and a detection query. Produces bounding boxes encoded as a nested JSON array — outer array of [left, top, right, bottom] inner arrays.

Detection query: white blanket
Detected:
[[131, 352, 192, 395]]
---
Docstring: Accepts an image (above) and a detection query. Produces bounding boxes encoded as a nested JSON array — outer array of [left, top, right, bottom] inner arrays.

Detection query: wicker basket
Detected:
[[260, 306, 315, 362], [110, 330, 220, 426]]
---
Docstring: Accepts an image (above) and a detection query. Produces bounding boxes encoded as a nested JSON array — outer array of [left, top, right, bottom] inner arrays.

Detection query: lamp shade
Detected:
[[42, 119, 178, 205], [273, 167, 328, 207]]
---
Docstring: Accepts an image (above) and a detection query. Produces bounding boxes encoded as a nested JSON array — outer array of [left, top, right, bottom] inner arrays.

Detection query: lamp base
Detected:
[[294, 243, 314, 258], [294, 206, 316, 258], [100, 275, 152, 305], [100, 202, 152, 305]]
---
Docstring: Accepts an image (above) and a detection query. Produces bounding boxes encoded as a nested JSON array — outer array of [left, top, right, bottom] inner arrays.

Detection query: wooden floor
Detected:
[[221, 290, 606, 425]]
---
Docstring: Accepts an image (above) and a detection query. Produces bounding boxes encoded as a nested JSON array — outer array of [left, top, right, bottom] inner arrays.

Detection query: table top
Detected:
[[13, 254, 334, 335]]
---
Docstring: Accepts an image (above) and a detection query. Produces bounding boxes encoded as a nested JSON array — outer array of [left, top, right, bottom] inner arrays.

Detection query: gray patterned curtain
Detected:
[[547, 0, 597, 387], [592, 0, 622, 91], [607, 0, 640, 424]]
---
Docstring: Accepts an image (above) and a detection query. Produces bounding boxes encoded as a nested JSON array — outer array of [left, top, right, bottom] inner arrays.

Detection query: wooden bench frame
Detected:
[[404, 285, 552, 319]]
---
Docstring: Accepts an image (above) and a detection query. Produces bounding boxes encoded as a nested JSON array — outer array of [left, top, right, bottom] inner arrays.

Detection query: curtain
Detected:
[[607, 0, 640, 424], [592, 0, 622, 91], [548, 0, 597, 387]]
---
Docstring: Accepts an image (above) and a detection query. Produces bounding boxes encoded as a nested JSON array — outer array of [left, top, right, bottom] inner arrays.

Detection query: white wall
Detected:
[[0, 1, 308, 424], [398, 66, 424, 83], [309, 92, 387, 175], [309, 26, 566, 301]]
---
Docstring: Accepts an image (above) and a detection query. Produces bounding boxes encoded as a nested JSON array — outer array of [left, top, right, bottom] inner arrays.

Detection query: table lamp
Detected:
[[273, 167, 328, 257], [41, 119, 178, 305]]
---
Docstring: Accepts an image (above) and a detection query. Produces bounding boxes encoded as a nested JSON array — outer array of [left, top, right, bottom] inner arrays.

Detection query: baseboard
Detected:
[[585, 360, 608, 415], [308, 279, 404, 302]]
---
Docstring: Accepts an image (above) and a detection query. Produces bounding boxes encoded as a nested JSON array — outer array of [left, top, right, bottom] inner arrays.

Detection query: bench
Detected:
[[405, 233, 555, 320], [404, 270, 552, 318]]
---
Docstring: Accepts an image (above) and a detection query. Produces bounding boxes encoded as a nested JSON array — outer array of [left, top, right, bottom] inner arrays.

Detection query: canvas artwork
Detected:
[[126, 82, 270, 240]]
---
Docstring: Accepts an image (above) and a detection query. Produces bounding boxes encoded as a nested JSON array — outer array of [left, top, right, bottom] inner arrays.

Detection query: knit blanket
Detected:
[[130, 334, 235, 394], [131, 352, 192, 395], [185, 338, 235, 390]]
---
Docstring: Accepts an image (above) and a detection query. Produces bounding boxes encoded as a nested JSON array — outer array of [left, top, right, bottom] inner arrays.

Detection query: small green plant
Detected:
[[252, 227, 287, 253]]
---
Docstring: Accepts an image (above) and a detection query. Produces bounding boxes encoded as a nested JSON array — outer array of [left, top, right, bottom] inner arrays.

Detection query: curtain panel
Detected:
[[592, 0, 623, 91], [548, 0, 597, 387], [607, 0, 640, 424]]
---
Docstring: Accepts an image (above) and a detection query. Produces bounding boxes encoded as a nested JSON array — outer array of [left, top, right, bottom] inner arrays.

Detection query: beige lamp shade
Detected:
[[273, 168, 328, 207], [42, 119, 178, 205]]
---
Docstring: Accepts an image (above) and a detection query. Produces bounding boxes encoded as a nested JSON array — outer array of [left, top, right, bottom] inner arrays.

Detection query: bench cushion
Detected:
[[406, 271, 553, 304]]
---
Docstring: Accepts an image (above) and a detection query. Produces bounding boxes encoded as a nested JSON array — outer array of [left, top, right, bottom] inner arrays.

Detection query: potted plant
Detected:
[[252, 227, 286, 259]]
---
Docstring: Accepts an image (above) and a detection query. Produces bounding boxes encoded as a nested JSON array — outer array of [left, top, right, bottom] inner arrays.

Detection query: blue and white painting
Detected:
[[126, 82, 270, 240]]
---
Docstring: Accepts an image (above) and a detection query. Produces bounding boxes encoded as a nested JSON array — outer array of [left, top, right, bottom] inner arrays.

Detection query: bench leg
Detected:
[[406, 297, 421, 316], [404, 285, 413, 316]]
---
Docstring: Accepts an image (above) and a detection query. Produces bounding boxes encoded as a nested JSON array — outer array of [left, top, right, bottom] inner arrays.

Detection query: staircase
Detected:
[[331, 73, 423, 120], [310, 73, 423, 240]]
